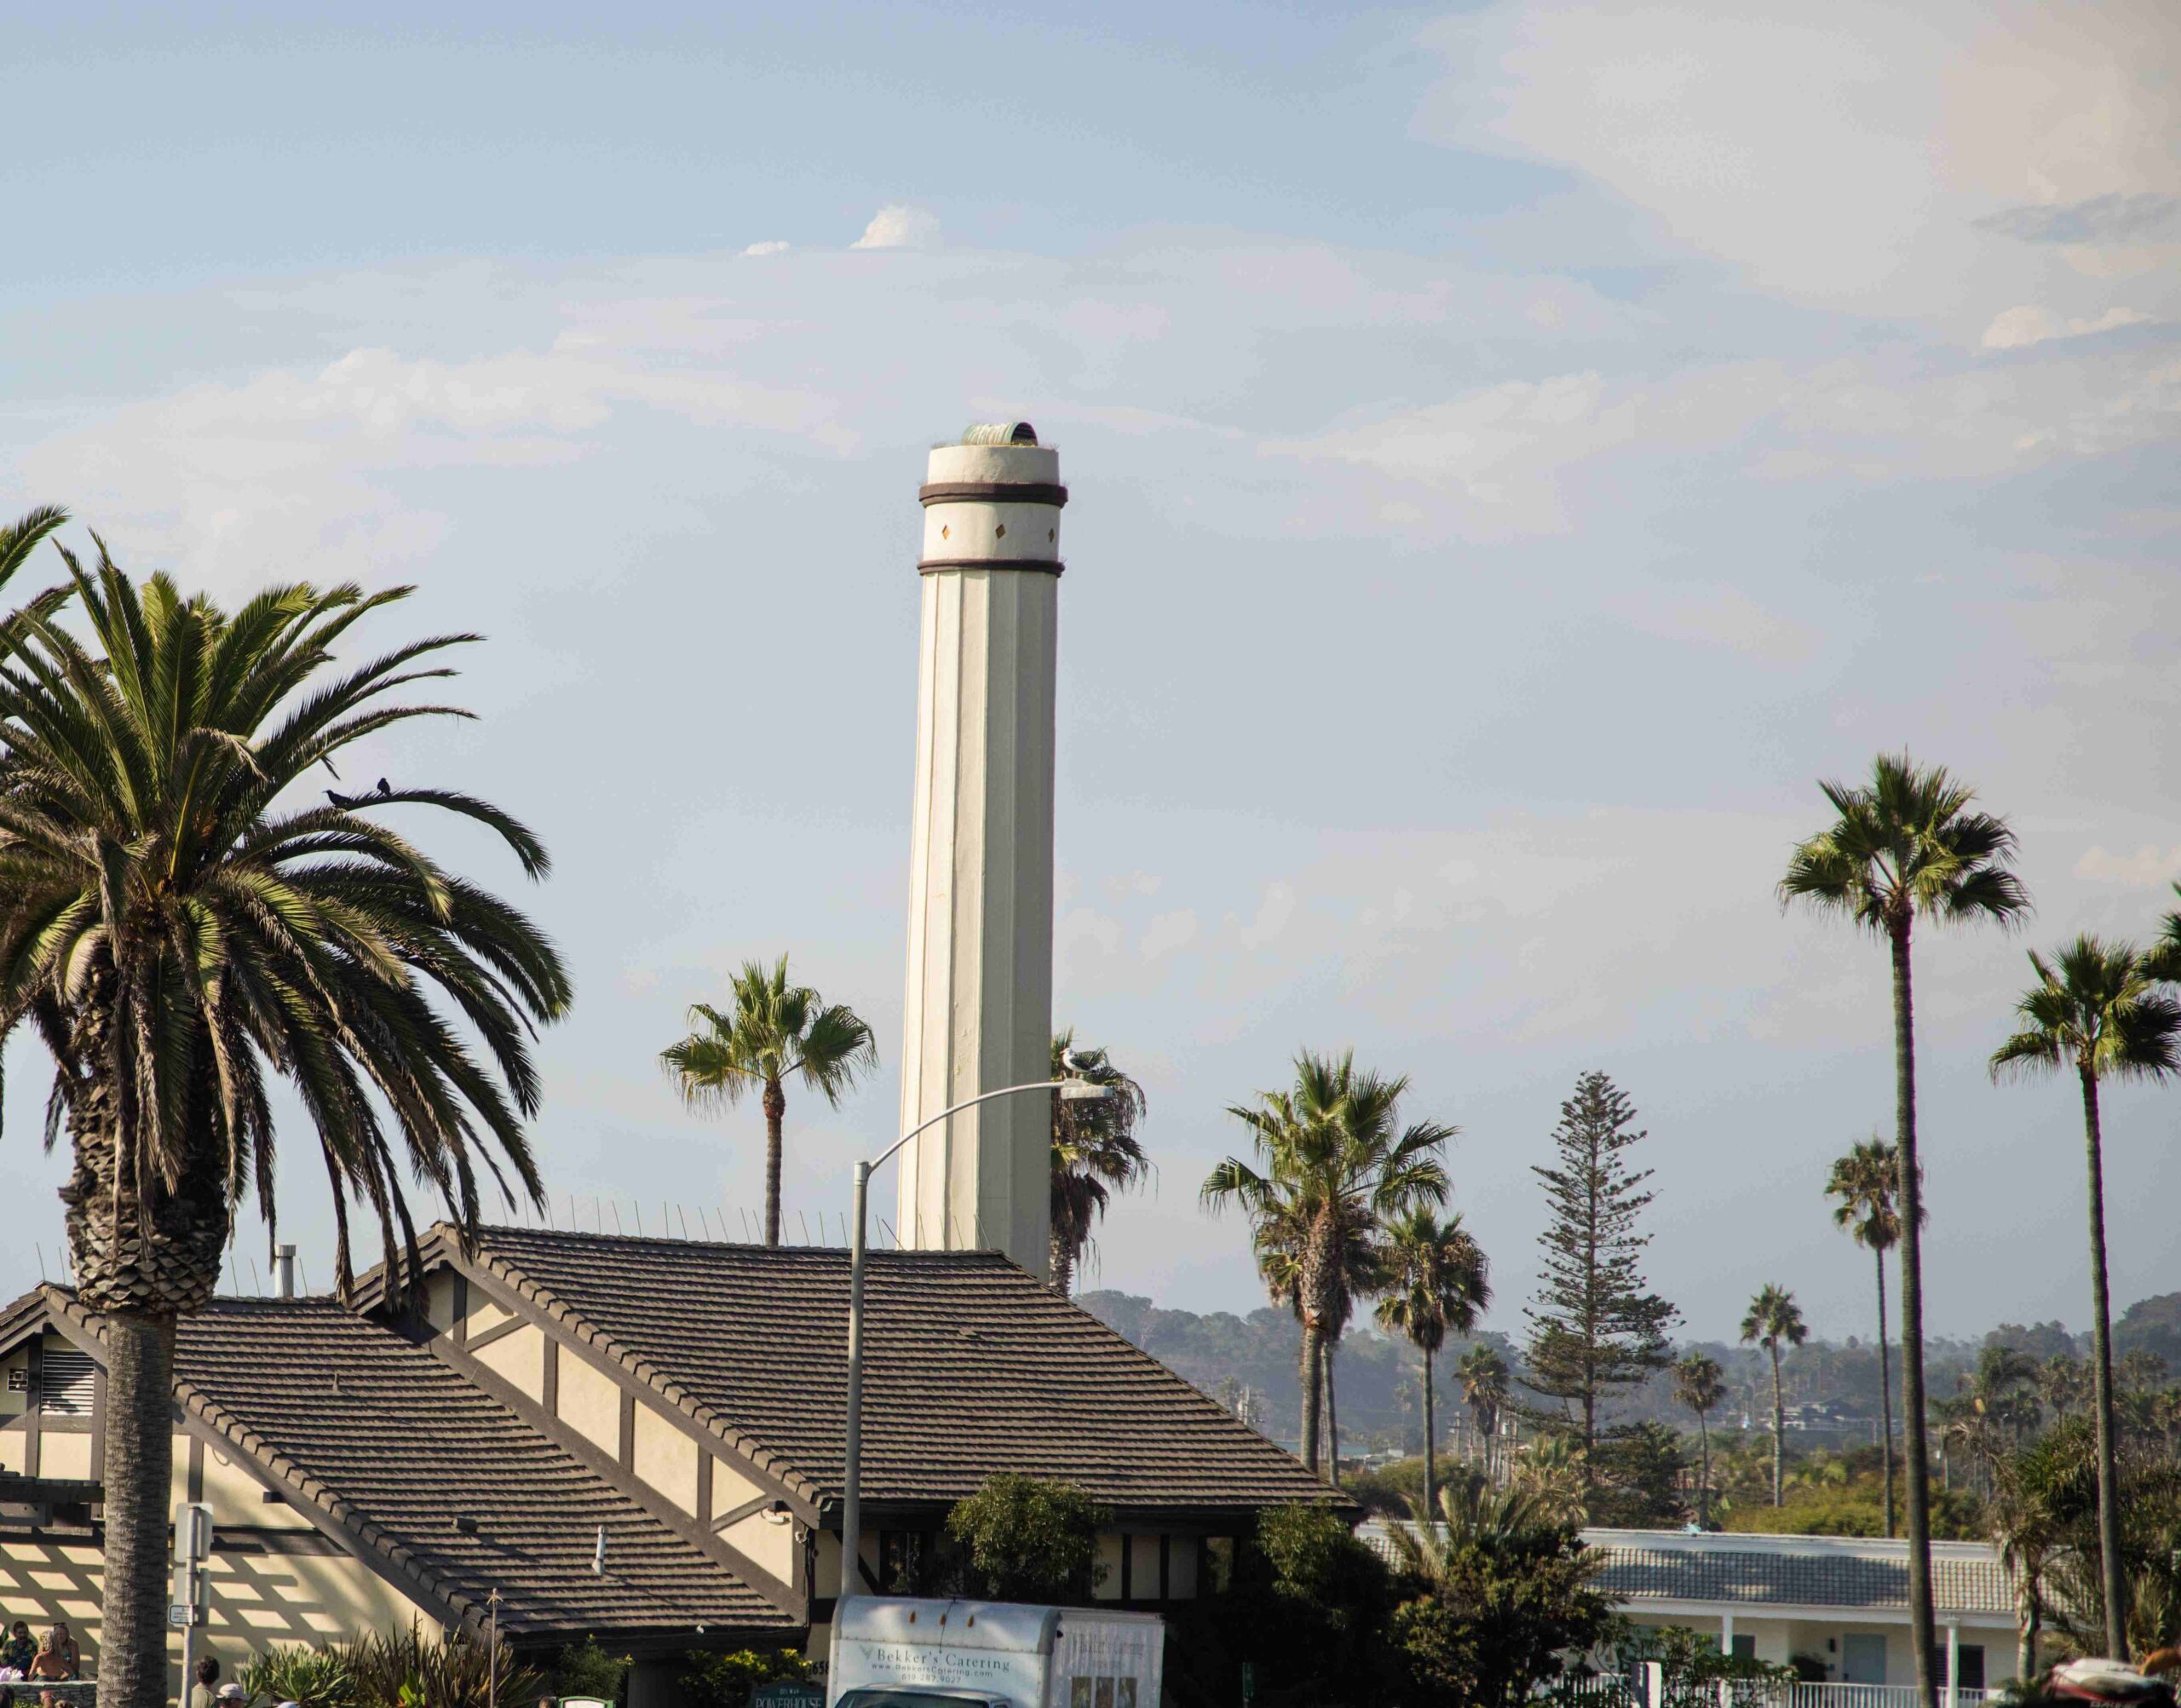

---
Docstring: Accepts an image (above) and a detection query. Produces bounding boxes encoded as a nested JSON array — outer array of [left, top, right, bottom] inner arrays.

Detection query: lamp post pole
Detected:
[[839, 1075, 1108, 1608]]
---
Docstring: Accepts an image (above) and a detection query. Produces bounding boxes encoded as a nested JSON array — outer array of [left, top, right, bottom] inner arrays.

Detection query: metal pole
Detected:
[[842, 1160, 872, 1609]]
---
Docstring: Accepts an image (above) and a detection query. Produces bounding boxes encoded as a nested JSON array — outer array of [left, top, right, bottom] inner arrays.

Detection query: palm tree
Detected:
[[1046, 1030, 1149, 1297], [1673, 1352, 1725, 1527], [1741, 1285, 1808, 1507], [0, 543, 569, 1708], [1781, 750, 2028, 1706], [2040, 1353, 2089, 1422], [1990, 934, 2181, 1660], [1827, 1136, 1919, 1538], [1202, 1049, 1453, 1480], [660, 957, 876, 1247], [1513, 1433, 1589, 1525], [1459, 1343, 1511, 1481], [1375, 1207, 1490, 1518]]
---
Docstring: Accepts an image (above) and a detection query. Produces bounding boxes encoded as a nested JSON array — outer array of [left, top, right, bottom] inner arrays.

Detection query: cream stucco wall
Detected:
[[472, 1322, 546, 1403], [38, 1433, 92, 1481], [711, 1452, 765, 1515], [203, 1448, 314, 1531], [719, 1510, 796, 1585], [631, 1404, 697, 1516], [555, 1351, 621, 1458]]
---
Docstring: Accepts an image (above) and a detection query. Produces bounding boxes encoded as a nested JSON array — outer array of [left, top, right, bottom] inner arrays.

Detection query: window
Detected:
[[38, 1348, 96, 1417], [1958, 1647, 1985, 1692], [1731, 1636, 1755, 1661]]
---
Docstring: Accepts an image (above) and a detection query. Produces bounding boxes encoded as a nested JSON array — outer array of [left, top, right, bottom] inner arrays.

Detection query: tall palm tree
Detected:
[[1827, 1136, 1919, 1538], [1673, 1351, 1725, 1527], [1375, 1207, 1490, 1518], [1781, 750, 2028, 1705], [660, 956, 876, 1247], [1459, 1343, 1511, 1481], [1741, 1285, 1808, 1507], [1202, 1049, 1452, 1479], [1046, 1030, 1148, 1297], [0, 543, 569, 1708], [1990, 934, 2181, 1660]]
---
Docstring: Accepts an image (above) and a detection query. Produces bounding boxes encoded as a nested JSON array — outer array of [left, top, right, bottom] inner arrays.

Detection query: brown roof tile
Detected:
[[53, 1291, 795, 1642], [463, 1227, 1335, 1516]]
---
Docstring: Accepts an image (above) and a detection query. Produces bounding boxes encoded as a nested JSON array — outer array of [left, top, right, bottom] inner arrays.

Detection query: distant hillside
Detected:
[[1074, 1289, 2172, 1453]]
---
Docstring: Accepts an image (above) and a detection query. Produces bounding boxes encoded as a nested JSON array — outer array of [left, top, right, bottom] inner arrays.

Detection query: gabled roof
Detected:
[[36, 1289, 797, 1643], [1579, 1528, 2017, 1619], [449, 1225, 1338, 1515]]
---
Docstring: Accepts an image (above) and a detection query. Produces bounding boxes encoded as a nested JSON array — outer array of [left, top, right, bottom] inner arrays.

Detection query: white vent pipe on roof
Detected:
[[274, 1243, 298, 1299]]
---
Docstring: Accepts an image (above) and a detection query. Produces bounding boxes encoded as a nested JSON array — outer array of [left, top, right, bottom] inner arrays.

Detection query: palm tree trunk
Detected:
[[1049, 1226, 1073, 1298], [1891, 922, 1941, 1708], [1877, 1245, 1896, 1539], [2080, 1066, 2128, 1659], [1299, 1323, 1323, 1475], [1326, 1340, 1342, 1487], [762, 1077, 786, 1247], [1422, 1348, 1436, 1520], [101, 1310, 177, 1708], [1698, 1410, 1712, 1527], [1770, 1343, 1785, 1506], [2020, 1579, 2041, 1683]]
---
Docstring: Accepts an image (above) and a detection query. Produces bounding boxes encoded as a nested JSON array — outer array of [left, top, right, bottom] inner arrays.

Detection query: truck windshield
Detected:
[[833, 1694, 1009, 1708]]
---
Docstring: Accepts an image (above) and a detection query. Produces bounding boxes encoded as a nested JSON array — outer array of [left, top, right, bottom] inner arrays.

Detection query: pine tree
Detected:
[[1522, 1072, 1679, 1475]]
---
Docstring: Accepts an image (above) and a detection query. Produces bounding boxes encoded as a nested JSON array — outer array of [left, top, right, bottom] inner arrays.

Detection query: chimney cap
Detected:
[[960, 421, 1038, 446]]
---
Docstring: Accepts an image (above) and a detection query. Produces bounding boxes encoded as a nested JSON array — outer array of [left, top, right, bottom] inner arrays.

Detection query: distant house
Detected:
[[1585, 1527, 2019, 1694], [1356, 1523, 2019, 1696], [0, 1225, 1335, 1702]]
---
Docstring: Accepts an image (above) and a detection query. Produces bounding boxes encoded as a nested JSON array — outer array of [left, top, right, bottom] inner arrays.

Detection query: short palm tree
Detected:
[[1046, 1030, 1149, 1297], [660, 956, 876, 1247], [1202, 1050, 1452, 1479], [1672, 1351, 1725, 1527], [0, 543, 568, 1708], [1741, 1285, 1808, 1506], [1375, 1207, 1490, 1517], [1459, 1343, 1511, 1481], [1990, 934, 2181, 1660], [1827, 1136, 1919, 1538], [1781, 750, 2027, 1703]]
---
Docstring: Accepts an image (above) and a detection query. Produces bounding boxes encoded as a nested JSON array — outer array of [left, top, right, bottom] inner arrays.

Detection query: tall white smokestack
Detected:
[[898, 422, 1064, 1277]]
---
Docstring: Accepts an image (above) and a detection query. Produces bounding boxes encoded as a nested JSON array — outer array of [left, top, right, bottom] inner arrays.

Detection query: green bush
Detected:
[[550, 1637, 630, 1705], [239, 1646, 363, 1708], [679, 1649, 814, 1708], [944, 1473, 1109, 1602]]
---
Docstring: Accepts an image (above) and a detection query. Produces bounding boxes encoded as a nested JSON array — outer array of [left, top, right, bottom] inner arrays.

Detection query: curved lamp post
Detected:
[[839, 1074, 1110, 1604]]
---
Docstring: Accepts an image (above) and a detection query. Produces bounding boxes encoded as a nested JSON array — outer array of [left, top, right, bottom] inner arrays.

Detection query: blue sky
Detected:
[[2, 0, 2178, 1343]]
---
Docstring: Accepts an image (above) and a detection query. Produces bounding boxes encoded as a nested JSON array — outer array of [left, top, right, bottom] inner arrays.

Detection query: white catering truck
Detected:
[[827, 1596, 1164, 1708]]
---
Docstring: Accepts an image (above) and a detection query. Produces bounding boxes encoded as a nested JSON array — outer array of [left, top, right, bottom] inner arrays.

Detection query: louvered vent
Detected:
[[39, 1348, 97, 1416]]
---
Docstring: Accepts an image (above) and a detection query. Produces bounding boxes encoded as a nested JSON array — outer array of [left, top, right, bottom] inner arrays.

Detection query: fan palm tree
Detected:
[[1512, 1432, 1589, 1525], [1459, 1343, 1511, 1481], [0, 542, 569, 1708], [1741, 1285, 1808, 1507], [1375, 1207, 1490, 1517], [1826, 1136, 1920, 1538], [1781, 750, 2027, 1705], [1990, 1434, 2069, 1682], [1202, 1049, 1452, 1479], [1673, 1351, 1725, 1527], [1990, 934, 2181, 1660], [1046, 1029, 1148, 1297], [660, 957, 876, 1247]]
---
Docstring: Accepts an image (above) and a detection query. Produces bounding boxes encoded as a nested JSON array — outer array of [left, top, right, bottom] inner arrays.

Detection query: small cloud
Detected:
[[1618, 586, 1816, 664], [1982, 304, 2152, 349], [741, 240, 791, 257], [2074, 846, 2181, 887], [1238, 882, 1297, 950], [1977, 193, 2181, 247], [850, 204, 941, 251], [1139, 910, 1200, 962]]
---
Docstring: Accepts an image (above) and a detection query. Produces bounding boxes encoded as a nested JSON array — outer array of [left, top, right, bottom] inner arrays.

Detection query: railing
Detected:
[[1540, 1679, 1993, 1708]]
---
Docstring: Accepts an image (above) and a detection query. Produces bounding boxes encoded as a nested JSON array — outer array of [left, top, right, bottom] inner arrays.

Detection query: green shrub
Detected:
[[239, 1646, 363, 1708], [343, 1622, 542, 1708], [944, 1474, 1109, 1602], [551, 1637, 630, 1705], [679, 1649, 814, 1708]]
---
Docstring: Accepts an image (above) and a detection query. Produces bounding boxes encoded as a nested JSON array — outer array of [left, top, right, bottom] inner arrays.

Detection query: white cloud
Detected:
[[1619, 587, 1818, 664], [741, 240, 791, 257], [850, 204, 941, 251], [1237, 882, 1296, 950], [1139, 910, 1200, 961], [2074, 845, 2181, 886], [1982, 303, 2153, 348]]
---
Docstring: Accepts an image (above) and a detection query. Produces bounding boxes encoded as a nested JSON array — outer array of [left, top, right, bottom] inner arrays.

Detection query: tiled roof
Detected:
[[48, 1291, 796, 1642], [1580, 1530, 2017, 1618], [461, 1226, 1337, 1515]]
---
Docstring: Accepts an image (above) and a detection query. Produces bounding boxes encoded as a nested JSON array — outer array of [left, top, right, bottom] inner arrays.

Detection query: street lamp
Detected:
[[838, 1074, 1110, 1605]]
